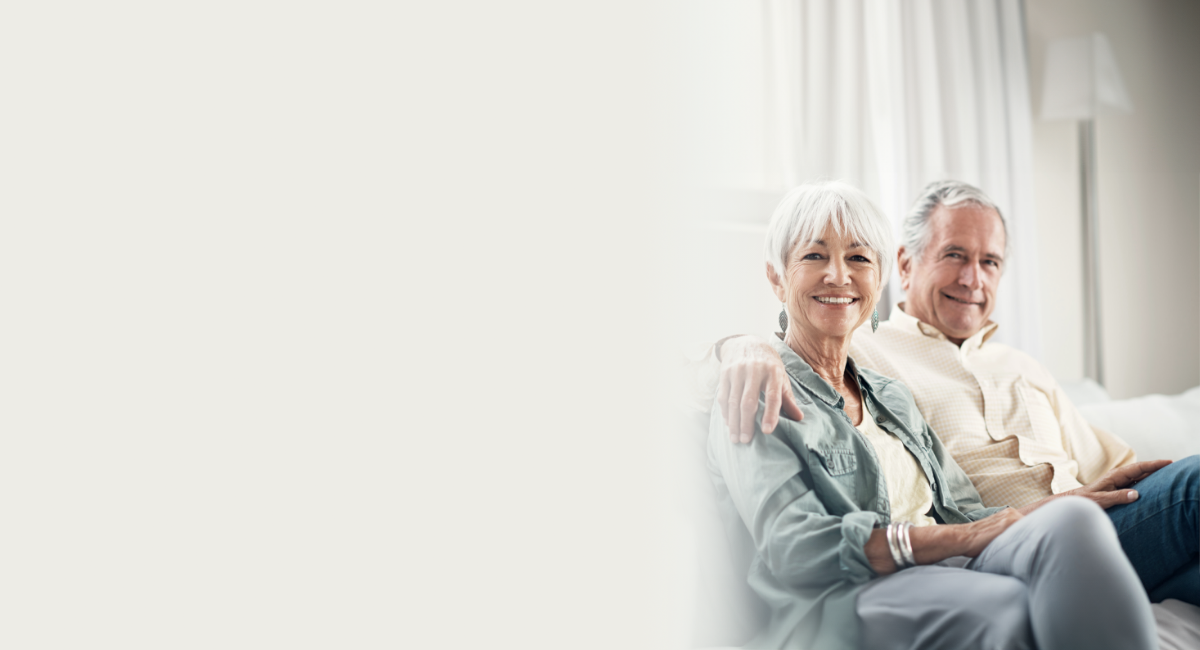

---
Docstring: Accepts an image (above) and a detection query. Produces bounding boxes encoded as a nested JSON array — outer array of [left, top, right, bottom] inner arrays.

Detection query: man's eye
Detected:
[[984, 259, 1000, 267]]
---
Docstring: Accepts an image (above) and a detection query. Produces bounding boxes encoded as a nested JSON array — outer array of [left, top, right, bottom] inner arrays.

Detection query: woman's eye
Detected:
[[803, 253, 823, 260], [850, 255, 871, 263]]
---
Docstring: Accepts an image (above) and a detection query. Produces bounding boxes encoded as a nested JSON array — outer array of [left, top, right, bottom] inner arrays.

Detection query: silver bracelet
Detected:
[[886, 522, 907, 570], [898, 522, 916, 568]]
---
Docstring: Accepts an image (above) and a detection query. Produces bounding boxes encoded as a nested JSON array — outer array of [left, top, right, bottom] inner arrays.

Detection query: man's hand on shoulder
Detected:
[[1071, 459, 1174, 509], [716, 335, 803, 444]]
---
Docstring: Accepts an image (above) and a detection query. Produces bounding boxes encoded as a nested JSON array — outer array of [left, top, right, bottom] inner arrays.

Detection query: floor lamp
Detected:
[[1039, 33, 1132, 388]]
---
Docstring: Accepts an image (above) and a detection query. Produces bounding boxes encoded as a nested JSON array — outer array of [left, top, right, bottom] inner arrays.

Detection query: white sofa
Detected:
[[683, 383, 1200, 649], [1064, 380, 1200, 462]]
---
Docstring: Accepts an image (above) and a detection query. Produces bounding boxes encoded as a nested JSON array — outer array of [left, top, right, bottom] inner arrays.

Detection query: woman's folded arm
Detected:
[[710, 415, 882, 589]]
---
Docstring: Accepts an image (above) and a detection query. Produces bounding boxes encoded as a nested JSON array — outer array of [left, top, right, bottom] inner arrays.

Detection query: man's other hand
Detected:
[[1073, 459, 1174, 509], [716, 336, 802, 444]]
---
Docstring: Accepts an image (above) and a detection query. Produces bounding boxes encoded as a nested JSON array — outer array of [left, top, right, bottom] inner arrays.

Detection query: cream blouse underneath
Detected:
[[856, 409, 937, 527]]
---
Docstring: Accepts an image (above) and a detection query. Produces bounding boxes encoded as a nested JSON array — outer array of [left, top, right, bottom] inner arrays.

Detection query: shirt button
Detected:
[[876, 416, 887, 424]]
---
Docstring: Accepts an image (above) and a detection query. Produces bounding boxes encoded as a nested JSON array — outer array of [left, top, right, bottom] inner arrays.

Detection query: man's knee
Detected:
[[1161, 455, 1199, 503]]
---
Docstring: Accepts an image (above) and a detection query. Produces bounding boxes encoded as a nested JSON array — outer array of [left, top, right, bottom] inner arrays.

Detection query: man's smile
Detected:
[[941, 292, 982, 306]]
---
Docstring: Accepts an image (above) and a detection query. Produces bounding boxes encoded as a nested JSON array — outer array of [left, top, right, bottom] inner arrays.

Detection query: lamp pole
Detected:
[[1041, 32, 1130, 389], [1079, 119, 1103, 386]]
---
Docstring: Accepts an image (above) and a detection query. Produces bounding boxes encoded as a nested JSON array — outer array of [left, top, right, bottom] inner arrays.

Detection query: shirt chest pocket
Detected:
[[814, 447, 858, 476], [1016, 381, 1062, 445]]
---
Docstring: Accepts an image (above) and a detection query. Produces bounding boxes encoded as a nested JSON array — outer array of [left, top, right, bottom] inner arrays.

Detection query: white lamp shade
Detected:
[[1040, 33, 1133, 120]]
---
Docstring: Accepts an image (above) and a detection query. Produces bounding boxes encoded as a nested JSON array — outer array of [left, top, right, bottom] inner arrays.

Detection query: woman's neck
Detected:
[[785, 330, 854, 390]]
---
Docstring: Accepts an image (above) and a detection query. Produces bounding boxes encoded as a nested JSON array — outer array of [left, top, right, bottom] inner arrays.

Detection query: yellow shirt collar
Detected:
[[890, 302, 999, 349]]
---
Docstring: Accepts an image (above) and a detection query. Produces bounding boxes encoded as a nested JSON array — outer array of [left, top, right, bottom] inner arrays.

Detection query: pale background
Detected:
[[1027, 0, 1200, 399], [2, 2, 681, 648]]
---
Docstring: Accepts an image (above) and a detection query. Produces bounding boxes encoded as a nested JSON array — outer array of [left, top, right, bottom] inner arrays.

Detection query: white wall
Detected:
[[1026, 0, 1200, 398]]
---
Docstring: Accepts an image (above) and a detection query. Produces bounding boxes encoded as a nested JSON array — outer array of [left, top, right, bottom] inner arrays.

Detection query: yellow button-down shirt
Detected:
[[846, 304, 1134, 507], [692, 304, 1136, 508]]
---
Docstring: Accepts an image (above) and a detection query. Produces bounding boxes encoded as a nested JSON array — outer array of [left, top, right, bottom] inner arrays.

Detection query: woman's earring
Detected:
[[872, 308, 879, 333], [779, 303, 788, 333]]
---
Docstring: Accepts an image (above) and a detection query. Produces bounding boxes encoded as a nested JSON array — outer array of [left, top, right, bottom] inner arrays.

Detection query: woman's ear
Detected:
[[766, 262, 787, 302]]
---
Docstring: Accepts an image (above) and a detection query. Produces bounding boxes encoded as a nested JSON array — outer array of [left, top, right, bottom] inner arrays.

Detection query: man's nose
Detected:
[[959, 262, 983, 290]]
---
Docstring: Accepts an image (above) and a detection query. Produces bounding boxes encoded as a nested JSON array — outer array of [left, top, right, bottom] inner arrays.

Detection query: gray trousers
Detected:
[[856, 497, 1157, 650]]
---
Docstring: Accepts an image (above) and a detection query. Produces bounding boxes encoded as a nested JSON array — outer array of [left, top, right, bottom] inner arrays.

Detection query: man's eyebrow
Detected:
[[943, 244, 1004, 262]]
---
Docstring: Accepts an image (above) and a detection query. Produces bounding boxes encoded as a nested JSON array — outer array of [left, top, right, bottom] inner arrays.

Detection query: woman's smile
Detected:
[[813, 295, 859, 306]]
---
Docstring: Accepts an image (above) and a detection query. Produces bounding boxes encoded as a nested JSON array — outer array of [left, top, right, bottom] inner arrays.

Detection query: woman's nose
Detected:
[[825, 259, 851, 284]]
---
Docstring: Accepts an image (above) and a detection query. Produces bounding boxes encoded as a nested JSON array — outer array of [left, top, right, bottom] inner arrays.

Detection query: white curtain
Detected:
[[763, 0, 1041, 359]]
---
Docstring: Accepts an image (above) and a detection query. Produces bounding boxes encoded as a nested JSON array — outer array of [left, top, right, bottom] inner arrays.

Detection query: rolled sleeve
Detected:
[[838, 510, 882, 581]]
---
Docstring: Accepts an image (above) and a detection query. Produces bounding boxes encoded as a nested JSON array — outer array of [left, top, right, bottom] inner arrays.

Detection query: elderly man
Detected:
[[705, 180, 1198, 606]]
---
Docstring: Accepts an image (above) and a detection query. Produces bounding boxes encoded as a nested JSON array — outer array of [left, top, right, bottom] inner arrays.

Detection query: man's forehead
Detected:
[[929, 203, 1006, 253]]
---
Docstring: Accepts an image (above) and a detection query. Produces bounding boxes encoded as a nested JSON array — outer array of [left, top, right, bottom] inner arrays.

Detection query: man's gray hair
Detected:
[[902, 180, 1008, 261], [764, 180, 895, 289]]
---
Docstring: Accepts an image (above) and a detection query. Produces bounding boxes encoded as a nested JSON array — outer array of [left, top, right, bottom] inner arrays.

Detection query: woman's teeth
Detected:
[[815, 297, 855, 304]]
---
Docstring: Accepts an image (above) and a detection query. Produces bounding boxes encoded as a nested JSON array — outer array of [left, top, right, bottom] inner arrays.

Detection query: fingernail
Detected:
[[1128, 490, 1138, 500]]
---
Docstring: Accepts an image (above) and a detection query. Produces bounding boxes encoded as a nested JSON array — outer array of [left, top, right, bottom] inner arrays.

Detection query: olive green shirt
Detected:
[[707, 339, 1004, 650]]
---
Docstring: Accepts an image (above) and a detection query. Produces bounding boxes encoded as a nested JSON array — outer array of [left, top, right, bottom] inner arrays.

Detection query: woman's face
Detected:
[[768, 223, 881, 345]]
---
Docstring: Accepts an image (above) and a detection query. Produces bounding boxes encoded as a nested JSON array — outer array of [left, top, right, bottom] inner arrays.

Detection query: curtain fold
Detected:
[[763, 0, 1041, 359]]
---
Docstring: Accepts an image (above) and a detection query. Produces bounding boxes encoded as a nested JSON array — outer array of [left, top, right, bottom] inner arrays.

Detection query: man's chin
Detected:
[[934, 311, 983, 339]]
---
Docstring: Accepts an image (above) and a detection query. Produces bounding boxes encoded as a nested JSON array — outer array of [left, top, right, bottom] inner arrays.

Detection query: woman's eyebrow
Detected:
[[805, 240, 864, 248]]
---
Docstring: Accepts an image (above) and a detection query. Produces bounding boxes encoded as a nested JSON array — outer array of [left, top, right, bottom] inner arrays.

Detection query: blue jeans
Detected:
[[1105, 455, 1200, 605]]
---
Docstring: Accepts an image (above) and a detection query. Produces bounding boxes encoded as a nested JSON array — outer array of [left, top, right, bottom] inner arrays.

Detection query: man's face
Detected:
[[898, 203, 1006, 345]]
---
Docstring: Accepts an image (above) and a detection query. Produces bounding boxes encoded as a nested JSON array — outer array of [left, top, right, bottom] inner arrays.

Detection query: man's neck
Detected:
[[896, 302, 969, 347]]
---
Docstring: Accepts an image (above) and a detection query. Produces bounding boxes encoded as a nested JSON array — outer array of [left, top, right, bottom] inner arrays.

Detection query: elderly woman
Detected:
[[708, 181, 1156, 650]]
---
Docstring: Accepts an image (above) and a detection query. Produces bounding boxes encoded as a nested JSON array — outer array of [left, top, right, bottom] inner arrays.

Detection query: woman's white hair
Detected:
[[764, 180, 895, 289], [901, 180, 1008, 262]]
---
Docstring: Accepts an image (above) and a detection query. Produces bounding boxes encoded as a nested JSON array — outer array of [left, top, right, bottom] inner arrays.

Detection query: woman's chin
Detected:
[[798, 316, 862, 341]]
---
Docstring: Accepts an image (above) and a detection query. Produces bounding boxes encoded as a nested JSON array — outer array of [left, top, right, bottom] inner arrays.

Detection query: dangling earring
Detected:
[[779, 303, 788, 333], [871, 307, 879, 333]]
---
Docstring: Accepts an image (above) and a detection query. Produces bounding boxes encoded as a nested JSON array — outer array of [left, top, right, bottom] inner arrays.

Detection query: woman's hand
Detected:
[[941, 508, 1025, 558], [866, 510, 1025, 575], [716, 335, 804, 443]]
